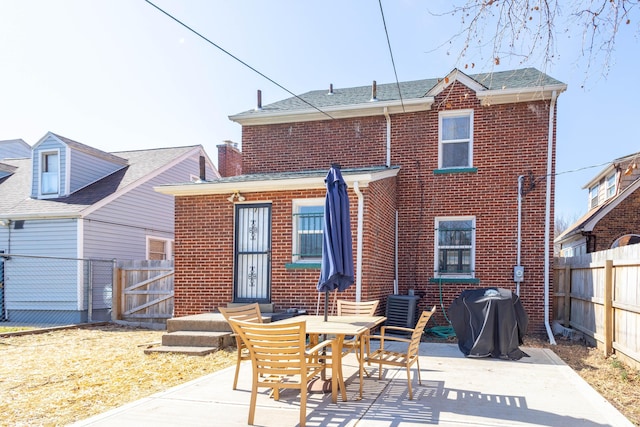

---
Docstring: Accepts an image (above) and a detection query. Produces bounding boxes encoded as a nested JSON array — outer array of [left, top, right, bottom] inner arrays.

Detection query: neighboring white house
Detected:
[[556, 151, 640, 256], [0, 132, 218, 323]]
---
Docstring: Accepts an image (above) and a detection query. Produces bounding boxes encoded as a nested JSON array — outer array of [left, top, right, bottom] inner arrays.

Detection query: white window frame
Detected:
[[146, 236, 174, 261], [605, 172, 616, 199], [589, 184, 600, 209], [434, 216, 475, 278], [292, 198, 324, 263], [39, 149, 60, 198], [438, 109, 474, 169]]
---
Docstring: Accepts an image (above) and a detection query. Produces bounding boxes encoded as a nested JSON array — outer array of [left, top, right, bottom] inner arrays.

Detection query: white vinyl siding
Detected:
[[68, 149, 124, 193]]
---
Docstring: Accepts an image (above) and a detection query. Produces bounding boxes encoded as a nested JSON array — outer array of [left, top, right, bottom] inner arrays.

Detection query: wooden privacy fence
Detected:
[[112, 260, 174, 324], [554, 245, 640, 369]]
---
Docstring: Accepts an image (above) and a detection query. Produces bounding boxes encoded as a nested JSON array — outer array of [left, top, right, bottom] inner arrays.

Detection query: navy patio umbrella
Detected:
[[317, 164, 354, 321]]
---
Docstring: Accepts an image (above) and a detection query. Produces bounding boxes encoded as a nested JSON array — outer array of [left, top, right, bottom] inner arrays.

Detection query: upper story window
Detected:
[[605, 172, 616, 199], [147, 237, 174, 260], [292, 199, 324, 263], [589, 184, 600, 209], [40, 151, 59, 196], [435, 216, 475, 278], [439, 110, 473, 169]]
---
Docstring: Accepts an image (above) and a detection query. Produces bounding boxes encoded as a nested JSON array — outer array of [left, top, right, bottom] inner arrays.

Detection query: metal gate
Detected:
[[234, 204, 271, 303]]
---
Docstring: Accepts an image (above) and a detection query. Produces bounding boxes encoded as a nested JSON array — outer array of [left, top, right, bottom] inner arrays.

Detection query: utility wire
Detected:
[[144, 0, 334, 120], [378, 0, 405, 112]]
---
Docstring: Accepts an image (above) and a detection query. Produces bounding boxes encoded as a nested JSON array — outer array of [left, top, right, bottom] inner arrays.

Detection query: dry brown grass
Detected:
[[0, 324, 236, 426], [1, 325, 639, 426]]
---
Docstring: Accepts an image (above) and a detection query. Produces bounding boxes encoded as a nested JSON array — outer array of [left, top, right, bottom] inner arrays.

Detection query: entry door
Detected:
[[234, 204, 271, 303]]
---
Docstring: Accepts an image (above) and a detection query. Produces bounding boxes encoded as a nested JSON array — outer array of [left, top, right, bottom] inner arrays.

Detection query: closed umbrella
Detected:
[[317, 164, 354, 321]]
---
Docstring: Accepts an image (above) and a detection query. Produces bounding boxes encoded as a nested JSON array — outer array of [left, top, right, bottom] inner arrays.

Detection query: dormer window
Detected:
[[605, 173, 616, 199], [41, 151, 59, 195], [588, 184, 599, 209]]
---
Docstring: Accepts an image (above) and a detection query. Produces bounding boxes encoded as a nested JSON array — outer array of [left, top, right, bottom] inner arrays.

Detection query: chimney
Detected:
[[256, 90, 262, 110], [217, 140, 243, 177], [199, 156, 206, 181], [371, 80, 377, 101]]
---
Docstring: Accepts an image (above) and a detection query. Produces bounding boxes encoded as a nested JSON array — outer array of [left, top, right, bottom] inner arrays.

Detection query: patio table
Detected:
[[273, 314, 386, 402]]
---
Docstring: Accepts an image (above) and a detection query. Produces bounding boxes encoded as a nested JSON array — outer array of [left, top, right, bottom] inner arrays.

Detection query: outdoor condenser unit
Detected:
[[385, 295, 420, 334]]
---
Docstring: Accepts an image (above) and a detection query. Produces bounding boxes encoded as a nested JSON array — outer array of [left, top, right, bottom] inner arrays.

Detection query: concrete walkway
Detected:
[[71, 343, 633, 427]]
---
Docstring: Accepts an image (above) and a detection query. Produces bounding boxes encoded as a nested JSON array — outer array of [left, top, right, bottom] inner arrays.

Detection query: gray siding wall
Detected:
[[0, 140, 31, 160], [69, 148, 123, 193], [84, 154, 205, 260], [31, 135, 67, 197], [3, 219, 80, 311]]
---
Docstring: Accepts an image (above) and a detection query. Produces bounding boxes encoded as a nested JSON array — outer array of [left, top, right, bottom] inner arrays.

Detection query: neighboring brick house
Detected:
[[157, 68, 567, 334], [556, 151, 640, 256]]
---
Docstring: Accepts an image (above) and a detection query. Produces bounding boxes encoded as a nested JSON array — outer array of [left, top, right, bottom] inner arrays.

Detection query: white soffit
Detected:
[[154, 168, 400, 196]]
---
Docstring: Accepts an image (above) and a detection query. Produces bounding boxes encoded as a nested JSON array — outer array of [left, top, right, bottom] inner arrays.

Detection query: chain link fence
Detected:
[[0, 253, 115, 326]]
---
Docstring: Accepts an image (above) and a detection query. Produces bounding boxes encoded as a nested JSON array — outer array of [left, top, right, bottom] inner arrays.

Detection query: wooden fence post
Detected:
[[564, 266, 571, 328], [604, 259, 613, 357]]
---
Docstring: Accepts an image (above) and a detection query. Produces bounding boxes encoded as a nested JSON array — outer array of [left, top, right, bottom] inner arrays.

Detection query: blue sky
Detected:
[[1, 1, 638, 221]]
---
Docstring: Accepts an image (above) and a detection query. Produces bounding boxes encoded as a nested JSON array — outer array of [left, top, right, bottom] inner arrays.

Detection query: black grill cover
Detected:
[[448, 288, 529, 360]]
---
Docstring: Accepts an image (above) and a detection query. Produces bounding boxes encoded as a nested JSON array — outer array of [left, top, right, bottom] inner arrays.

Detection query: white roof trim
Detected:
[[583, 177, 640, 232], [229, 97, 434, 126], [476, 84, 567, 106], [426, 69, 486, 96], [155, 168, 400, 197]]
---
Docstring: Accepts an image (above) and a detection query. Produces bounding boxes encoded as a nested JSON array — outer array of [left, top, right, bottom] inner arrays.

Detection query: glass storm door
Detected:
[[234, 204, 271, 303]]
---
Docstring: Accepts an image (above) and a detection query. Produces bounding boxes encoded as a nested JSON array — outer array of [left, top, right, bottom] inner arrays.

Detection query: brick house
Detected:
[[556, 151, 640, 256], [156, 68, 567, 334]]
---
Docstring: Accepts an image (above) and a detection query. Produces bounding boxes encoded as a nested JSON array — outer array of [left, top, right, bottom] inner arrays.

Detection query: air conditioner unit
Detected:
[[385, 295, 420, 334]]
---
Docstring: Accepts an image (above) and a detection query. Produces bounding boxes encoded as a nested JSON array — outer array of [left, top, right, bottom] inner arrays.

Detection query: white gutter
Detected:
[[353, 181, 364, 302], [545, 90, 558, 345], [384, 107, 391, 167]]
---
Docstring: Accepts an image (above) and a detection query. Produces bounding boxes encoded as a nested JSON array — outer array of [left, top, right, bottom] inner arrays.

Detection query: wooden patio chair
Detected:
[[218, 303, 264, 390], [366, 306, 436, 400], [228, 318, 335, 427], [336, 299, 379, 366]]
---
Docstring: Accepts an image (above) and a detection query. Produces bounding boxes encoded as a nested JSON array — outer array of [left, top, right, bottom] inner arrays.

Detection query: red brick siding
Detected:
[[175, 80, 558, 334], [591, 189, 640, 251]]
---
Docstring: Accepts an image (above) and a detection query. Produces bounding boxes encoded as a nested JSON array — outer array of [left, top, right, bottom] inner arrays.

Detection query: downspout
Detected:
[[516, 175, 524, 296], [384, 107, 391, 167], [545, 91, 558, 345], [353, 181, 364, 302]]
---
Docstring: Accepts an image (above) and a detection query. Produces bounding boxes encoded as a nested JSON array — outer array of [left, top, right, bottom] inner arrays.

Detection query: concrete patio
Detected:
[[71, 342, 632, 427]]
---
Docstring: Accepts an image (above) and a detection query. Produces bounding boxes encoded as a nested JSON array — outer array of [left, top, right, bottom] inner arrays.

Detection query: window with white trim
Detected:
[[292, 199, 324, 263], [40, 151, 59, 195], [435, 217, 475, 277], [439, 110, 473, 168], [605, 173, 616, 199], [589, 184, 600, 209], [147, 237, 174, 260]]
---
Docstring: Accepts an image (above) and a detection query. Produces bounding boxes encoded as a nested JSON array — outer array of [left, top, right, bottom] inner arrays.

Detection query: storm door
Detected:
[[233, 204, 271, 303]]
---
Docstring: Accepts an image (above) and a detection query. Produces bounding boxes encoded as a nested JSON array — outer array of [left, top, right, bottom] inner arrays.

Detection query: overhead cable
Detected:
[[144, 0, 334, 119], [378, 0, 405, 112]]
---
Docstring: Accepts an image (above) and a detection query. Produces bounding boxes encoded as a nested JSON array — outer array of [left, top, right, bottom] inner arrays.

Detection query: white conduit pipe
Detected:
[[545, 91, 558, 345], [353, 181, 364, 302]]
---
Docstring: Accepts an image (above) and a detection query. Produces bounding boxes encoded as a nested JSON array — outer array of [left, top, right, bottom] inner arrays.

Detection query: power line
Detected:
[[378, 0, 405, 112], [143, 0, 334, 120]]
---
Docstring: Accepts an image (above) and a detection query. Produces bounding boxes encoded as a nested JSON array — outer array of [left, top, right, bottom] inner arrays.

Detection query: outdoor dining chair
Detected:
[[228, 318, 335, 427], [218, 303, 264, 390], [336, 299, 379, 366], [366, 306, 436, 400]]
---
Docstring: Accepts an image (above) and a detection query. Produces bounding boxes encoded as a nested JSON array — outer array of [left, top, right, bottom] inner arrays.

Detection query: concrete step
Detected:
[[227, 302, 274, 313], [166, 313, 231, 333], [162, 330, 233, 348], [144, 345, 218, 356]]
